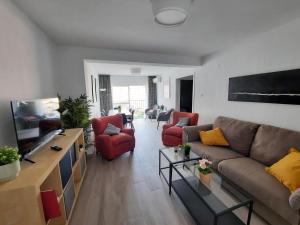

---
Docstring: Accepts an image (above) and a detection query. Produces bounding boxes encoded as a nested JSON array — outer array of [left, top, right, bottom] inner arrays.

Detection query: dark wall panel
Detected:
[[228, 69, 300, 105]]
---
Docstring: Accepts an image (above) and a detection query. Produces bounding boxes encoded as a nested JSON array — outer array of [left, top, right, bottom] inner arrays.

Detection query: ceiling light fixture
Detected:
[[150, 0, 193, 27]]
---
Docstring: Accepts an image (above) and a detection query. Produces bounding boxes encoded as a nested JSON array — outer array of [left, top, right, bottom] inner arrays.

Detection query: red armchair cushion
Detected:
[[164, 126, 183, 138], [111, 133, 133, 146]]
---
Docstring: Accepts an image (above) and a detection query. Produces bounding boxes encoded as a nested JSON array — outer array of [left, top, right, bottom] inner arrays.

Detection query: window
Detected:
[[112, 86, 129, 104], [112, 85, 146, 118]]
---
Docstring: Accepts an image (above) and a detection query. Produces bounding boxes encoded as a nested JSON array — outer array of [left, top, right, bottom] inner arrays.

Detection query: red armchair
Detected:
[[162, 111, 199, 147], [92, 114, 135, 160]]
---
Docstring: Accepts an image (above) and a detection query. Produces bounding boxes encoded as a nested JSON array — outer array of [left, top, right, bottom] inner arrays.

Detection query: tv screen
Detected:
[[11, 98, 62, 158]]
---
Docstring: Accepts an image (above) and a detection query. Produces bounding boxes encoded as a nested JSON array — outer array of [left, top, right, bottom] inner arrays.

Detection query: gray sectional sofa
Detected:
[[182, 116, 300, 225]]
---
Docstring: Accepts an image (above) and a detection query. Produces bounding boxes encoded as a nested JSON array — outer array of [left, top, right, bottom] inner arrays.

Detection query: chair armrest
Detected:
[[182, 124, 213, 143], [163, 123, 174, 131], [289, 188, 300, 210], [121, 128, 134, 137], [95, 134, 112, 146]]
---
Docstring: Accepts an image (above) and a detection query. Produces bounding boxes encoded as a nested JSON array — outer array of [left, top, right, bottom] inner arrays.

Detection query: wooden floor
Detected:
[[69, 119, 268, 225]]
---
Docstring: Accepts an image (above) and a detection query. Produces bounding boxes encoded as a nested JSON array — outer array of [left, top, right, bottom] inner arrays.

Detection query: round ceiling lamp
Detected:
[[150, 0, 193, 27]]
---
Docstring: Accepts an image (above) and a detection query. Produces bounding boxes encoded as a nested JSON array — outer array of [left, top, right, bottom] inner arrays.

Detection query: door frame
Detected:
[[175, 74, 195, 112]]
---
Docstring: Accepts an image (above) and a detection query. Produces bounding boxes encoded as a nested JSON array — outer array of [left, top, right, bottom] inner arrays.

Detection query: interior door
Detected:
[[180, 80, 193, 112]]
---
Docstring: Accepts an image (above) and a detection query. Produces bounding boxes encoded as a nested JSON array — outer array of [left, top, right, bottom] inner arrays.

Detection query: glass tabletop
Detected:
[[160, 147, 200, 163], [172, 159, 251, 215]]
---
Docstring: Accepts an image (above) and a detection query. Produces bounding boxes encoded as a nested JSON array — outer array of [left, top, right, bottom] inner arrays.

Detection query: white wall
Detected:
[[0, 0, 57, 146], [111, 75, 148, 87], [157, 68, 197, 110], [55, 46, 201, 99], [193, 16, 300, 131], [84, 62, 100, 118]]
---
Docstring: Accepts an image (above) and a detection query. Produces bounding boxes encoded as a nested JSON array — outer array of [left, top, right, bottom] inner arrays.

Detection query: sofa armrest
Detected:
[[121, 128, 134, 137], [182, 124, 213, 143], [289, 188, 300, 210]]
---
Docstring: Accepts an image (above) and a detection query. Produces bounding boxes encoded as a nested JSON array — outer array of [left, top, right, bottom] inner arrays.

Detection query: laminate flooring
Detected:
[[69, 119, 268, 225]]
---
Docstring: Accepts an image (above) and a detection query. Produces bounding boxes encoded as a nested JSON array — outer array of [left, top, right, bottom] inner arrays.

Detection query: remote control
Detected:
[[50, 145, 63, 151]]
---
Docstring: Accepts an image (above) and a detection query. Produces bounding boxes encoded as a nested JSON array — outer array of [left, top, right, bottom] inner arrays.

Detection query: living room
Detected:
[[0, 0, 300, 225]]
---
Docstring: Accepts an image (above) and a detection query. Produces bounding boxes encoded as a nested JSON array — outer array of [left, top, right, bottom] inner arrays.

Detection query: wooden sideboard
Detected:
[[0, 128, 87, 225]]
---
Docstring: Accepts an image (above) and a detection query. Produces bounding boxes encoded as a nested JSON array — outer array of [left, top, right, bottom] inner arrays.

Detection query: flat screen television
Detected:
[[11, 97, 62, 158]]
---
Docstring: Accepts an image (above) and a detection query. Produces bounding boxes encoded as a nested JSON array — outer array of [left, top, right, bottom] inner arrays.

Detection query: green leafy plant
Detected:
[[0, 146, 20, 166], [179, 144, 191, 151], [179, 144, 191, 156], [58, 94, 92, 142]]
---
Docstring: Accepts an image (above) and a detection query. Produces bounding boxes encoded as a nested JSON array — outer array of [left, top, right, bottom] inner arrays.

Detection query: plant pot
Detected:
[[0, 160, 21, 182], [199, 172, 212, 185], [184, 148, 191, 157]]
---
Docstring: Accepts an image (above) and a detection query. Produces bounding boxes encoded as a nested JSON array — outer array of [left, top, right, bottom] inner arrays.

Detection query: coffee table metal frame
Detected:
[[159, 147, 253, 225], [159, 147, 201, 194]]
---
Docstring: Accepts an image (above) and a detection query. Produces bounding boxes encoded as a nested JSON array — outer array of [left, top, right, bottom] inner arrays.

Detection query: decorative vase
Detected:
[[0, 160, 21, 182], [199, 172, 211, 185]]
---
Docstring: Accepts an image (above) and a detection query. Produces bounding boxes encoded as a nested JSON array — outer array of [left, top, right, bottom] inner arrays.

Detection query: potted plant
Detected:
[[0, 146, 21, 182], [196, 159, 213, 185], [58, 94, 92, 143], [179, 144, 191, 157]]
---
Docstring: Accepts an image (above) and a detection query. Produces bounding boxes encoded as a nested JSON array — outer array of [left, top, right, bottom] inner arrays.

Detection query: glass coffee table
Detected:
[[159, 147, 253, 225], [159, 147, 201, 194]]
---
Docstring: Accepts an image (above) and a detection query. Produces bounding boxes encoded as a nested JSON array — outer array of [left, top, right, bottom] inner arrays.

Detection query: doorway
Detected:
[[176, 75, 194, 112]]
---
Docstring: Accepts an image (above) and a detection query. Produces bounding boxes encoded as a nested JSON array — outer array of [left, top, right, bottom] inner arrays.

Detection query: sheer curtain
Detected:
[[148, 76, 157, 108], [99, 75, 113, 113]]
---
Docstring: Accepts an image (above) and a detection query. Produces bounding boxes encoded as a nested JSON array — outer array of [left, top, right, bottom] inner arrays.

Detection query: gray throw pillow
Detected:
[[176, 117, 190, 127], [289, 188, 300, 210], [103, 123, 121, 135]]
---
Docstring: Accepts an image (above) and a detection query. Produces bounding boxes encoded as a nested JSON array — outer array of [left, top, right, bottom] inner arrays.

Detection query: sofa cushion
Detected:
[[103, 123, 121, 135], [189, 142, 244, 169], [176, 117, 190, 127], [199, 128, 229, 146], [218, 158, 299, 225], [250, 125, 300, 166], [213, 116, 259, 156], [110, 133, 133, 146], [266, 148, 300, 192], [164, 126, 183, 138]]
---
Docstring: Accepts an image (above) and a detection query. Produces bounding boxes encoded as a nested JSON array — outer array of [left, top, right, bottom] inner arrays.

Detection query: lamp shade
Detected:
[[151, 0, 193, 26]]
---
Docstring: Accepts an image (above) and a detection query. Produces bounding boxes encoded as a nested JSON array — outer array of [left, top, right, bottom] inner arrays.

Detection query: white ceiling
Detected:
[[12, 0, 300, 57], [87, 61, 197, 76]]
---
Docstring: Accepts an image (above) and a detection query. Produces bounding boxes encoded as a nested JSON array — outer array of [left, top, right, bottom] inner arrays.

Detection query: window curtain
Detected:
[[99, 75, 113, 114], [148, 76, 157, 108]]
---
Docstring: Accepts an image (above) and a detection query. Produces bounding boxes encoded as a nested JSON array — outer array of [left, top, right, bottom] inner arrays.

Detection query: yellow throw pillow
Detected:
[[266, 148, 300, 192], [199, 128, 229, 146]]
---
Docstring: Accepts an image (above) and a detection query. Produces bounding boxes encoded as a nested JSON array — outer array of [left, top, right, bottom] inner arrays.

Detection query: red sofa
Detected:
[[92, 114, 135, 160], [162, 111, 199, 147]]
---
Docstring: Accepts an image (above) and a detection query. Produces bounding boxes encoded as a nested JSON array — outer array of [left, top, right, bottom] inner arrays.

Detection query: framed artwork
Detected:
[[91, 75, 94, 103], [228, 68, 300, 105], [94, 77, 97, 102], [164, 78, 170, 99]]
